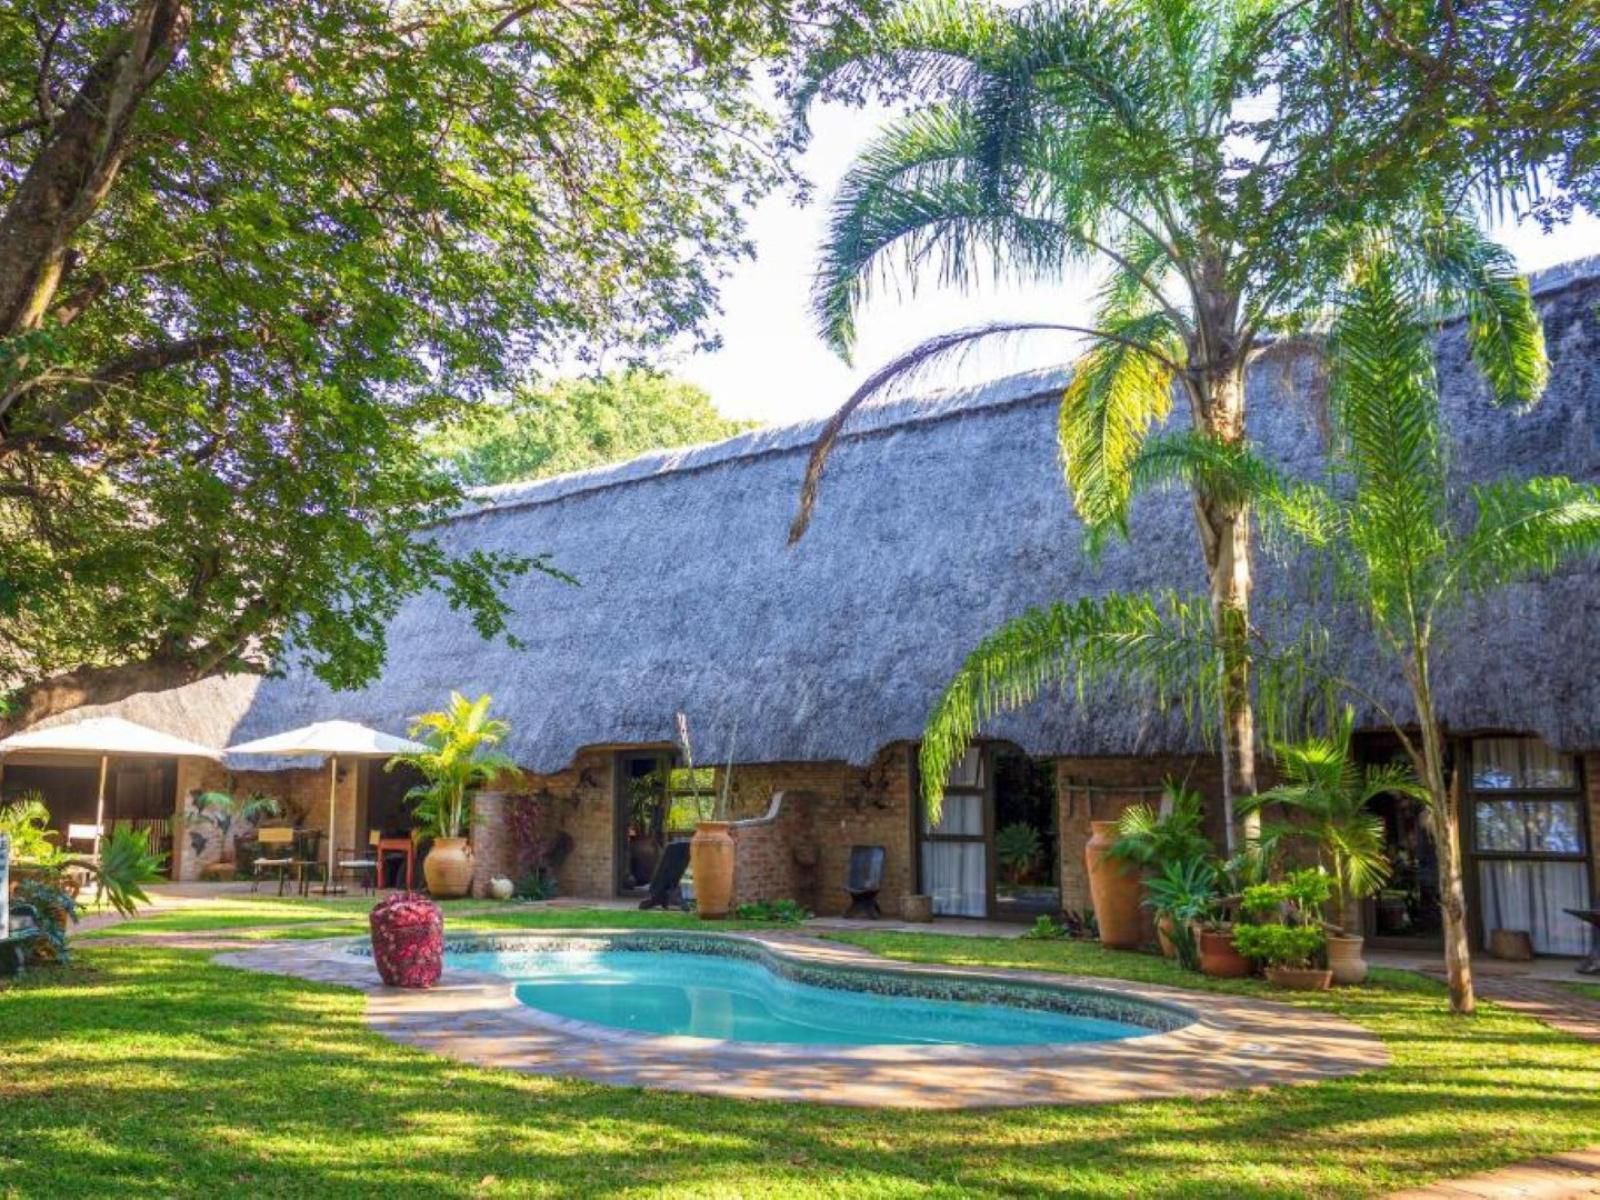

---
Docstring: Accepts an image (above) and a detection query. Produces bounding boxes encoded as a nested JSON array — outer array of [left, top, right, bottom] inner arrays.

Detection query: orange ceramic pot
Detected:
[[423, 837, 474, 899], [1084, 820, 1141, 950], [690, 821, 736, 919]]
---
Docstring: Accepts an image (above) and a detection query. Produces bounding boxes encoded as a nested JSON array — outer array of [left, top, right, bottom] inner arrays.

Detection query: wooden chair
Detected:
[[844, 845, 886, 919], [252, 827, 297, 896]]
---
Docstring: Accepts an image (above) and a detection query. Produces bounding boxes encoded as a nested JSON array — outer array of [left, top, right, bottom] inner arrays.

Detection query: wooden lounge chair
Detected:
[[844, 845, 886, 919], [638, 839, 691, 911]]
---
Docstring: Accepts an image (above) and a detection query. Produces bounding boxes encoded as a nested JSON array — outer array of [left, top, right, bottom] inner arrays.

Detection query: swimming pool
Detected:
[[446, 935, 1190, 1047]]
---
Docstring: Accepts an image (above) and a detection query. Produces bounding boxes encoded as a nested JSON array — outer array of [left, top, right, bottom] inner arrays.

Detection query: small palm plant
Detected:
[[389, 693, 518, 841], [1110, 780, 1211, 872], [1240, 710, 1426, 931], [1143, 856, 1217, 972], [994, 822, 1042, 884]]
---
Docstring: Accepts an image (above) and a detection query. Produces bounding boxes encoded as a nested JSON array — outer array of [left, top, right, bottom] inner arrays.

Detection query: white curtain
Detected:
[[1478, 860, 1592, 956], [1472, 738, 1577, 790], [923, 842, 986, 916]]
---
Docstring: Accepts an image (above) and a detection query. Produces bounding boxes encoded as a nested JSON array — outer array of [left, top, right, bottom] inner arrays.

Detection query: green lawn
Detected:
[[2, 913, 1596, 1197], [1567, 980, 1600, 1003]]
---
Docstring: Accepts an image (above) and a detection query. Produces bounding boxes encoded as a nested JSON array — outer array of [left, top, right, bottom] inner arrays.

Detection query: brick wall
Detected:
[[728, 792, 817, 909], [1053, 754, 1230, 917], [172, 759, 352, 881], [469, 791, 517, 897]]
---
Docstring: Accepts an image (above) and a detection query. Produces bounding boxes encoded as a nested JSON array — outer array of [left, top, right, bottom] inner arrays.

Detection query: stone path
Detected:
[[1387, 1147, 1600, 1199], [213, 928, 1387, 1109], [1466, 976, 1600, 1044]]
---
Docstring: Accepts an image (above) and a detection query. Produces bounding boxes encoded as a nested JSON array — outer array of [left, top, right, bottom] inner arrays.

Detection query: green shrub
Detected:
[[733, 899, 809, 924], [1021, 914, 1069, 940], [1232, 922, 1325, 968]]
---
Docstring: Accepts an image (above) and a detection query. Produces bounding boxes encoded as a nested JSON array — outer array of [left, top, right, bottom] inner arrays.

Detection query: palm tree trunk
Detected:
[[1191, 363, 1258, 854], [1413, 661, 1476, 1014]]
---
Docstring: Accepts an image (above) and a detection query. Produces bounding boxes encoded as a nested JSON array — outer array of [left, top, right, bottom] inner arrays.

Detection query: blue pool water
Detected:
[[449, 947, 1155, 1046]]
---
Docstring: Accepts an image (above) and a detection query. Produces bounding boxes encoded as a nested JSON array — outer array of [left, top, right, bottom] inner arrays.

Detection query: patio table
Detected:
[[1563, 908, 1600, 974]]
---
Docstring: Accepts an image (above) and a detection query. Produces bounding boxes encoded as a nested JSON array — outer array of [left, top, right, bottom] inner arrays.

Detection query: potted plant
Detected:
[[678, 713, 737, 919], [995, 822, 1042, 885], [1142, 856, 1216, 971], [387, 692, 517, 899], [1235, 869, 1335, 989], [1197, 847, 1272, 978], [1240, 711, 1420, 984], [1232, 922, 1329, 989], [1101, 780, 1211, 952]]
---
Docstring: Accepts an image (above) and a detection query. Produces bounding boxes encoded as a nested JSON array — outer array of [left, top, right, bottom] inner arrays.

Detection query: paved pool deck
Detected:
[[216, 928, 1387, 1110]]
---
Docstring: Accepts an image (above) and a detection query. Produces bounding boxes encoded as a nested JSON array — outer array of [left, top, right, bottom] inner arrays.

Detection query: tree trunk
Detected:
[[1419, 711, 1476, 1014], [0, 657, 226, 736], [0, 1, 189, 334], [1190, 363, 1258, 854]]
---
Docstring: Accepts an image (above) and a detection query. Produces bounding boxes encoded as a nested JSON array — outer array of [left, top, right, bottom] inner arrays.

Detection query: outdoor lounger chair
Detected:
[[638, 839, 691, 911]]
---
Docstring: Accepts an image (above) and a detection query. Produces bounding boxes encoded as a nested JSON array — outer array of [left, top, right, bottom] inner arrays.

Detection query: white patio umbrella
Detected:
[[224, 720, 425, 893], [0, 716, 222, 863]]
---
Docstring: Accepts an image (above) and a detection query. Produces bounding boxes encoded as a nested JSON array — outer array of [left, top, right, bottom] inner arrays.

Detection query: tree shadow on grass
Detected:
[[1, 946, 1596, 1199]]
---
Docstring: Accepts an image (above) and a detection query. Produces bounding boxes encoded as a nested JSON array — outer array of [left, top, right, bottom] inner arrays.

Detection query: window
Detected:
[[1469, 738, 1591, 956]]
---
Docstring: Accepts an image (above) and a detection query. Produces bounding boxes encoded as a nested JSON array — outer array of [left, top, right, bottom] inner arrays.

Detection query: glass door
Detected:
[[1469, 737, 1592, 956], [920, 748, 990, 917]]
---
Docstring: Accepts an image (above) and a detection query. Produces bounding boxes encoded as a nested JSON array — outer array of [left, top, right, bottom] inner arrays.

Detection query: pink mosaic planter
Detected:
[[369, 893, 443, 988]]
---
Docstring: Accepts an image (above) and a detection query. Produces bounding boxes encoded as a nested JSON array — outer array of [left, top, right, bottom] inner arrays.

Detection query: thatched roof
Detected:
[[63, 257, 1600, 769]]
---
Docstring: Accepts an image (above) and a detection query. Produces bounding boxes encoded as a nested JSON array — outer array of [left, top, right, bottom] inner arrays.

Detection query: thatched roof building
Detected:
[[52, 257, 1600, 770]]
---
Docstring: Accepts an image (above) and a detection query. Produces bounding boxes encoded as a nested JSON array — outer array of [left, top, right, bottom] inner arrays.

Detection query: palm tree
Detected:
[[1300, 243, 1600, 1013], [387, 693, 518, 841], [789, 0, 1548, 846], [1240, 709, 1427, 930]]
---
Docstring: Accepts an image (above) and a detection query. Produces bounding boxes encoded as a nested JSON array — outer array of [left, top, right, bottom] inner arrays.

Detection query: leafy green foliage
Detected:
[[993, 822, 1042, 882], [429, 372, 756, 487], [733, 899, 812, 923], [1231, 920, 1324, 968], [1110, 780, 1211, 870], [1021, 913, 1070, 940], [1143, 856, 1217, 970], [0, 792, 61, 863], [388, 693, 518, 840], [0, 0, 872, 725], [1241, 708, 1424, 922]]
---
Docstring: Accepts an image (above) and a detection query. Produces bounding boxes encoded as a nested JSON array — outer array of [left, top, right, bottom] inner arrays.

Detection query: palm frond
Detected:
[[1127, 430, 1342, 549], [1057, 308, 1184, 537], [1449, 476, 1600, 599], [1415, 216, 1549, 409], [920, 591, 1219, 817], [812, 104, 1075, 357], [1330, 245, 1449, 628]]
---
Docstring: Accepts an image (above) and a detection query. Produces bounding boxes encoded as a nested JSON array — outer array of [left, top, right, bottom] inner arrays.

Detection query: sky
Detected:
[[667, 101, 1600, 426]]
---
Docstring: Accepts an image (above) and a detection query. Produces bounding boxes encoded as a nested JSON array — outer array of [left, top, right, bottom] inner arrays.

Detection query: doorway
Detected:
[[915, 744, 1058, 920], [614, 751, 672, 897]]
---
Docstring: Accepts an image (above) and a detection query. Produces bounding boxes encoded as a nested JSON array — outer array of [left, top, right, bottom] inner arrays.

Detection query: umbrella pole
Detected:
[[93, 754, 108, 905], [327, 754, 338, 896]]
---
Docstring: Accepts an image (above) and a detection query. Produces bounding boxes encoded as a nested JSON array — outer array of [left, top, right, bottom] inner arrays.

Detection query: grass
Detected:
[[1566, 980, 1600, 1002], [78, 895, 790, 943], [2, 912, 1596, 1197]]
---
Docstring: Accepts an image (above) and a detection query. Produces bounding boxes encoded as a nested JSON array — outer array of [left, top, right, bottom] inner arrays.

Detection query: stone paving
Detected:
[[215, 928, 1388, 1109]]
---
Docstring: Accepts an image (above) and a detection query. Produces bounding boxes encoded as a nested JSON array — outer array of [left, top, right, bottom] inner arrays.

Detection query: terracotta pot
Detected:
[[1198, 927, 1253, 978], [1326, 933, 1368, 985], [901, 893, 933, 923], [423, 836, 474, 899], [1157, 914, 1177, 959], [690, 822, 736, 919], [1265, 965, 1333, 991], [1084, 820, 1141, 950]]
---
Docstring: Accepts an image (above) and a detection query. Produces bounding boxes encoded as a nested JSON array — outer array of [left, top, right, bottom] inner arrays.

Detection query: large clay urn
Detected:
[[423, 836, 474, 899], [1084, 820, 1141, 950], [690, 821, 736, 919]]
